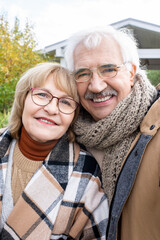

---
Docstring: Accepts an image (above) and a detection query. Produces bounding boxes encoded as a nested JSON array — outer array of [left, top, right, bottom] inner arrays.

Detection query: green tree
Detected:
[[147, 70, 160, 86], [0, 14, 49, 112]]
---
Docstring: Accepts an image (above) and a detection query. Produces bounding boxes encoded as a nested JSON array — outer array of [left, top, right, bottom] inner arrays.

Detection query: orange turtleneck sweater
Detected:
[[12, 126, 58, 205]]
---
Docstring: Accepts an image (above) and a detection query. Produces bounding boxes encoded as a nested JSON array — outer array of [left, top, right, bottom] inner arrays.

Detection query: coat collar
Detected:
[[140, 89, 160, 136]]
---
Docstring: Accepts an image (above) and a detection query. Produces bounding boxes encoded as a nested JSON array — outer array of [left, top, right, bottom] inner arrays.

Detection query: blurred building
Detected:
[[43, 18, 160, 70]]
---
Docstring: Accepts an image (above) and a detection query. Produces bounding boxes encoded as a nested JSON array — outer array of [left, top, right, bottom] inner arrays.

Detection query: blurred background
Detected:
[[0, 0, 160, 127]]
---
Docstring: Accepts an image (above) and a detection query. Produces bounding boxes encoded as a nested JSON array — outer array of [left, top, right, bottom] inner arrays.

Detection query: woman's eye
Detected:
[[37, 93, 47, 97], [36, 92, 50, 99], [61, 99, 71, 106]]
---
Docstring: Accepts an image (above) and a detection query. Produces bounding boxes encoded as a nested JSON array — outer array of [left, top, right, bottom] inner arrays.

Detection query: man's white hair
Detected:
[[64, 25, 140, 73]]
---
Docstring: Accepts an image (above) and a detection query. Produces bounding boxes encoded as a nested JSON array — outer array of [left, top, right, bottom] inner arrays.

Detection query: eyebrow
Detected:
[[75, 63, 118, 71], [101, 64, 117, 67], [34, 88, 71, 99], [74, 68, 88, 73]]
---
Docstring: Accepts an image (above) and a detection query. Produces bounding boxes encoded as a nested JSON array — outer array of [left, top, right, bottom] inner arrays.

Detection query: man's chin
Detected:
[[85, 106, 113, 121]]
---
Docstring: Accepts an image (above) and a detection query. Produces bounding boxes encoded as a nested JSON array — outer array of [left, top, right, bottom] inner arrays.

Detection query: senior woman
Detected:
[[0, 62, 108, 240]]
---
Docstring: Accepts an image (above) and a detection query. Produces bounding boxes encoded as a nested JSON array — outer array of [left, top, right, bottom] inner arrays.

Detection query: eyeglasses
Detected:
[[30, 88, 79, 115], [73, 63, 126, 83]]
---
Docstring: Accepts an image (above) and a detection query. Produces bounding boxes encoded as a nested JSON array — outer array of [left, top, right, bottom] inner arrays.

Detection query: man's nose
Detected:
[[43, 98, 59, 115], [88, 72, 107, 93]]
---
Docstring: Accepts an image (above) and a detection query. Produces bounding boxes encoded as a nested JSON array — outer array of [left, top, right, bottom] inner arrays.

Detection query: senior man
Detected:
[[65, 26, 160, 240]]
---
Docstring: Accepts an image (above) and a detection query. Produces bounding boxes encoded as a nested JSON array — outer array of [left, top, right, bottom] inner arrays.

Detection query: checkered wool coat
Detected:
[[0, 130, 108, 239]]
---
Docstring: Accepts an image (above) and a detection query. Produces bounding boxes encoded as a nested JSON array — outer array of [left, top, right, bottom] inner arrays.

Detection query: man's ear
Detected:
[[130, 64, 136, 86]]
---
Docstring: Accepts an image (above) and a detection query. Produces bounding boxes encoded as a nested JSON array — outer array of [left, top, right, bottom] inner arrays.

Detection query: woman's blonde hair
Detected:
[[8, 62, 79, 142]]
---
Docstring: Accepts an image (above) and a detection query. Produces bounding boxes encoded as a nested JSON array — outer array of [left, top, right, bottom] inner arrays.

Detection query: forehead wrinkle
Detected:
[[74, 36, 123, 72]]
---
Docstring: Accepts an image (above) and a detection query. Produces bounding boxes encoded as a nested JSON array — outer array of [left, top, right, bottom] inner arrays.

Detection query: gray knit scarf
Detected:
[[73, 72, 158, 205]]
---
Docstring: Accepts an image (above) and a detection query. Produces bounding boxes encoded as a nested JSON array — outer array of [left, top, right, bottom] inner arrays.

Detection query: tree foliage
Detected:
[[0, 14, 48, 112], [147, 70, 160, 86]]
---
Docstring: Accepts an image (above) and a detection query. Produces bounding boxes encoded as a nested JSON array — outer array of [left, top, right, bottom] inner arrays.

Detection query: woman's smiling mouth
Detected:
[[36, 118, 57, 125]]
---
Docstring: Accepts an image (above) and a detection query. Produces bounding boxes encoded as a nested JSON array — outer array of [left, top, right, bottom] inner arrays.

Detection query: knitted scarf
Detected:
[[73, 72, 158, 205]]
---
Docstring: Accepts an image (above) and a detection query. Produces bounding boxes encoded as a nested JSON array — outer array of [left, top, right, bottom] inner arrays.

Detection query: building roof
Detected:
[[43, 18, 160, 70]]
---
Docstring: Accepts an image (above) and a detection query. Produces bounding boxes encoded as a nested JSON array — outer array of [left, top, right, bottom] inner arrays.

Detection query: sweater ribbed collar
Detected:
[[18, 126, 58, 161]]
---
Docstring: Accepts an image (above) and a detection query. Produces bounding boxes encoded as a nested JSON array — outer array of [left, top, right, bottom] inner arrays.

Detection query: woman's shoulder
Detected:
[[74, 142, 102, 177], [0, 128, 12, 143], [0, 127, 7, 135]]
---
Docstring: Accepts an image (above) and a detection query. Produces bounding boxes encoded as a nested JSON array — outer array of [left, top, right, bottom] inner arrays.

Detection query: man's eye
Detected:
[[77, 72, 90, 78], [75, 69, 90, 79], [102, 67, 116, 73]]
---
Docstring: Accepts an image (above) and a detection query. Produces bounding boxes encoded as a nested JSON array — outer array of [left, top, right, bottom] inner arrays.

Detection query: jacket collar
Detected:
[[140, 88, 160, 136]]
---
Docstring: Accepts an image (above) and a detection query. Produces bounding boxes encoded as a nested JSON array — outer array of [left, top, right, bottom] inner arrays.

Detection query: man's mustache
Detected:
[[85, 89, 118, 99]]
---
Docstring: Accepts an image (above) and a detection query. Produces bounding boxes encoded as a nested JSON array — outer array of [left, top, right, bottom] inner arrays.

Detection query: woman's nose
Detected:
[[43, 98, 59, 115]]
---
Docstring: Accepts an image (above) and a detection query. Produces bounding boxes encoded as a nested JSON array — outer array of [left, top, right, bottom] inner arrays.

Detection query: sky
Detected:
[[0, 0, 160, 50]]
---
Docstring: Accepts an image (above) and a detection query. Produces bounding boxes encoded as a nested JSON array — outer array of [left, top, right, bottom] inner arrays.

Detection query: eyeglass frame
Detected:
[[73, 62, 128, 83], [30, 88, 79, 115]]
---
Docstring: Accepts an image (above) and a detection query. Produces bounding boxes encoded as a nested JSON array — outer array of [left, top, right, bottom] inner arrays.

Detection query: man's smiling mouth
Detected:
[[93, 95, 112, 103]]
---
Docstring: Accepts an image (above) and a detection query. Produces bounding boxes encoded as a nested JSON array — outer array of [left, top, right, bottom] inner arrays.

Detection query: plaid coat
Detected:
[[0, 130, 108, 239]]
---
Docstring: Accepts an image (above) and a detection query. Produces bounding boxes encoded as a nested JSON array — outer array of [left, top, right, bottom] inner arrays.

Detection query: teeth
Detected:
[[93, 95, 112, 103], [39, 118, 54, 124]]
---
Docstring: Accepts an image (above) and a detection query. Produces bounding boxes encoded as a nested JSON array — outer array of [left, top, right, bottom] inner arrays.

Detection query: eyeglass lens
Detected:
[[75, 64, 119, 82], [31, 89, 77, 114]]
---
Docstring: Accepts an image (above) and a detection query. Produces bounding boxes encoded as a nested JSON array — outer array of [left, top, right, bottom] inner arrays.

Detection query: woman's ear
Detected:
[[130, 64, 136, 86]]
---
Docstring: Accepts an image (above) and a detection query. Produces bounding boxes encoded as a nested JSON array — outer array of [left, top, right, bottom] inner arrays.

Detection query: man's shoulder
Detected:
[[156, 83, 160, 91], [140, 92, 160, 135], [156, 84, 160, 99]]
